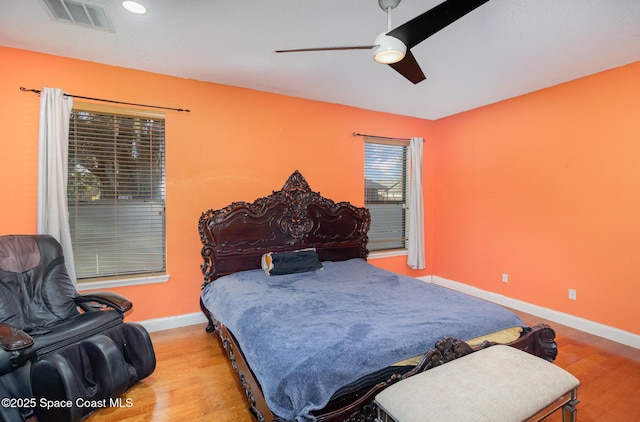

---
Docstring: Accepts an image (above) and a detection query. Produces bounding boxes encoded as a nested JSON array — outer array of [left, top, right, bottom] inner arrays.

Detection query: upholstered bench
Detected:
[[374, 345, 580, 422]]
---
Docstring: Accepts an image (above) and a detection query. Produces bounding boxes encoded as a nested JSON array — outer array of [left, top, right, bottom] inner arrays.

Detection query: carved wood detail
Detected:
[[206, 305, 268, 422], [199, 171, 370, 286]]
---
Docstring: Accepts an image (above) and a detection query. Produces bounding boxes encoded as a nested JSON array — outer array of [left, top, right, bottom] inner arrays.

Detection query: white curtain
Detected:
[[37, 87, 77, 283], [407, 137, 425, 269]]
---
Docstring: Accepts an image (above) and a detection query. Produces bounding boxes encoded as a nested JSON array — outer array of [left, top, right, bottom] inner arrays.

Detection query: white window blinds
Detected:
[[364, 138, 410, 251], [67, 103, 166, 281]]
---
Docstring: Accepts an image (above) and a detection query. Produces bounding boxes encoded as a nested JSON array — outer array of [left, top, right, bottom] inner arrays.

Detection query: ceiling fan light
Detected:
[[122, 1, 147, 14], [373, 32, 406, 64]]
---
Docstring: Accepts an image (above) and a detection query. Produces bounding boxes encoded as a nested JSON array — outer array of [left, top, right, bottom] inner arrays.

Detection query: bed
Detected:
[[198, 170, 557, 422]]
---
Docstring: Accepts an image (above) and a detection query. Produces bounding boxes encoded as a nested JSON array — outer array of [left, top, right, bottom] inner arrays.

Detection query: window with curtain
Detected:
[[67, 103, 166, 282], [364, 138, 410, 251]]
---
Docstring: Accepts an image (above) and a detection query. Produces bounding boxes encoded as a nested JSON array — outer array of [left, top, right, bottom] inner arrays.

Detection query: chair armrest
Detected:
[[0, 322, 34, 351], [74, 291, 133, 313]]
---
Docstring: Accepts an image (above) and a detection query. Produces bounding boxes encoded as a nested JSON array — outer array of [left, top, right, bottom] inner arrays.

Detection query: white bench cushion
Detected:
[[375, 345, 579, 422]]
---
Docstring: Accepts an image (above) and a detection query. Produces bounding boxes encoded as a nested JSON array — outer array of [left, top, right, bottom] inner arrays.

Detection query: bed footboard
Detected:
[[314, 324, 558, 422], [200, 301, 557, 422], [313, 324, 557, 422], [506, 323, 558, 361]]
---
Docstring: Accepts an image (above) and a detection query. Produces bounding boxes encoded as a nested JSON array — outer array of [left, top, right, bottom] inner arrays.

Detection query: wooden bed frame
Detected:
[[198, 170, 558, 422]]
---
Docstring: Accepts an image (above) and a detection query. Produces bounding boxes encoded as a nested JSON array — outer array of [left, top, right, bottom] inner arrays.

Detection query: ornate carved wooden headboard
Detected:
[[198, 171, 371, 286]]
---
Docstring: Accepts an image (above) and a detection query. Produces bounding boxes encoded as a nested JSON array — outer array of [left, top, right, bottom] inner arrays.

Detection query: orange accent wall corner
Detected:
[[432, 61, 640, 335]]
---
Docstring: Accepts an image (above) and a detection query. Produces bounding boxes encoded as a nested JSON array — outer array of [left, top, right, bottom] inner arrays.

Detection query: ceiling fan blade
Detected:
[[388, 50, 426, 84], [275, 46, 374, 53], [387, 0, 490, 49]]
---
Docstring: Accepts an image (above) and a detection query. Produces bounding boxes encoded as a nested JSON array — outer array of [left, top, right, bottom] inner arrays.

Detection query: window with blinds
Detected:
[[67, 103, 166, 282], [364, 138, 410, 251]]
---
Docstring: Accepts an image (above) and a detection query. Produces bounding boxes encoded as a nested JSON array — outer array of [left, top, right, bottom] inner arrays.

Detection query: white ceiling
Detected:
[[2, 0, 640, 119]]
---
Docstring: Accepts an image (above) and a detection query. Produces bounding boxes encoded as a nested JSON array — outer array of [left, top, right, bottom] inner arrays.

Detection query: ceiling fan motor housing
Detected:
[[373, 32, 406, 64], [378, 0, 401, 11]]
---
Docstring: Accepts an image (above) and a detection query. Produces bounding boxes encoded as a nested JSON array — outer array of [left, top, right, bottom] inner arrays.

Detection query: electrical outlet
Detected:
[[568, 288, 577, 300], [502, 273, 508, 283]]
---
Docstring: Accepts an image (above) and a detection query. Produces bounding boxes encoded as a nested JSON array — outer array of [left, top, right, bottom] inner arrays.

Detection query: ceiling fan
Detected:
[[275, 0, 490, 84]]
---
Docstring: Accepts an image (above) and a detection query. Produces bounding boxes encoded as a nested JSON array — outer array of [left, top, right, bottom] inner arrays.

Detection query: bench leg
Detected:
[[561, 389, 579, 422]]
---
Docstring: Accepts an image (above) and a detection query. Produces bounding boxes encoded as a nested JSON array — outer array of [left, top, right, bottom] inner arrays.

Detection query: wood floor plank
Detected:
[[83, 311, 640, 421]]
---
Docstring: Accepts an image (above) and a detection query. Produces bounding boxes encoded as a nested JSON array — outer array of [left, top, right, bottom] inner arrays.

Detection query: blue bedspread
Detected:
[[201, 259, 524, 422]]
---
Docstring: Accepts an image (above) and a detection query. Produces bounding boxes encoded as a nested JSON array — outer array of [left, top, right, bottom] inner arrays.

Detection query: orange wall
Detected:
[[0, 46, 433, 322], [5, 45, 638, 336], [432, 61, 640, 335]]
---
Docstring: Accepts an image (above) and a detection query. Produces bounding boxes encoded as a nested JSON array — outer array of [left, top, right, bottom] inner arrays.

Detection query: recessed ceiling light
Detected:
[[122, 1, 147, 14]]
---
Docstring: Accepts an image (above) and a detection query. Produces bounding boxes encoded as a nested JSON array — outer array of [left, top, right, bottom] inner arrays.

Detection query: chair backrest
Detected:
[[0, 235, 78, 332]]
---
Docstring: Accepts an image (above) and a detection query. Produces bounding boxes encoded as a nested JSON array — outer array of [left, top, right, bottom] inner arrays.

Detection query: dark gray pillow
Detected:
[[261, 248, 323, 276]]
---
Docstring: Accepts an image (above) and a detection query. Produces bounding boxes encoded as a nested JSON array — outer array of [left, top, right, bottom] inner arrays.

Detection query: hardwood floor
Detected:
[[513, 311, 640, 422], [84, 311, 640, 421], [84, 323, 254, 422]]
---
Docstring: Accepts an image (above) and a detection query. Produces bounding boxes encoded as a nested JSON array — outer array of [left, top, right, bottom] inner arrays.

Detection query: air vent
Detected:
[[41, 0, 114, 32]]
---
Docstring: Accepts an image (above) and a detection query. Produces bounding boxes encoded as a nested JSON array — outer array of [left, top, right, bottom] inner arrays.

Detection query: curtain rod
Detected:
[[20, 87, 190, 113], [352, 132, 415, 141]]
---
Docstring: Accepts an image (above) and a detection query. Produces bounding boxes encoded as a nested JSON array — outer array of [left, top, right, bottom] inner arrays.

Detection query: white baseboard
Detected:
[[421, 275, 640, 350], [137, 312, 208, 333]]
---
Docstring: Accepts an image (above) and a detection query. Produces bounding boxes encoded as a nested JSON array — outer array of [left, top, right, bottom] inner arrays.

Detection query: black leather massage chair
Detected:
[[0, 235, 156, 421]]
